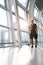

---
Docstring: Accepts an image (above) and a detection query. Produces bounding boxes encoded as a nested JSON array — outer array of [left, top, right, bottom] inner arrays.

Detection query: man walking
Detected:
[[28, 19, 38, 48]]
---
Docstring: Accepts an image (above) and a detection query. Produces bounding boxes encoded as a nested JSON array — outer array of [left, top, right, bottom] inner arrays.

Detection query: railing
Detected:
[[0, 42, 19, 48], [0, 41, 43, 48]]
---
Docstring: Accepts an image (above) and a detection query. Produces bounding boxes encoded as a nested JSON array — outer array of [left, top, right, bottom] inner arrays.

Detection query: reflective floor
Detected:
[[0, 45, 43, 65]]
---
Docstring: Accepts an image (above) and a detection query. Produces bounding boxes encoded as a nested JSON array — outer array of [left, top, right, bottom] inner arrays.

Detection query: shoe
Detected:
[[35, 45, 37, 48], [31, 46, 33, 48]]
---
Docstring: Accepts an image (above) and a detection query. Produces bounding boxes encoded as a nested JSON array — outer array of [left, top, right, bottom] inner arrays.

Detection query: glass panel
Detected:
[[0, 8, 7, 26], [38, 36, 41, 43], [40, 30, 42, 35], [14, 31, 18, 42], [0, 0, 4, 6], [12, 15, 18, 29], [0, 27, 9, 43], [6, 11, 11, 27], [18, 0, 28, 7], [14, 30, 18, 45], [19, 18, 28, 31], [18, 6, 26, 19], [41, 36, 43, 44], [8, 29, 12, 42], [39, 23, 41, 29], [42, 25, 43, 30], [11, 0, 15, 12], [34, 8, 39, 19], [37, 22, 39, 27], [42, 19, 43, 24], [38, 28, 40, 35], [12, 5, 15, 12], [14, 30, 18, 43], [21, 32, 29, 43], [0, 27, 13, 47]]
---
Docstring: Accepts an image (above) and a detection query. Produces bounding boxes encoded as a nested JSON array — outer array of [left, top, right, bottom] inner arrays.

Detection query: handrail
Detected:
[[0, 41, 43, 44]]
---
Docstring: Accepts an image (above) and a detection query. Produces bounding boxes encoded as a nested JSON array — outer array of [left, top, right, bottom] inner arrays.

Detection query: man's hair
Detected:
[[31, 19, 34, 24]]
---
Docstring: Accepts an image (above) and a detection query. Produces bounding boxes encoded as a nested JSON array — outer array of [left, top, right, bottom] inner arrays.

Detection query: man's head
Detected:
[[31, 19, 34, 24]]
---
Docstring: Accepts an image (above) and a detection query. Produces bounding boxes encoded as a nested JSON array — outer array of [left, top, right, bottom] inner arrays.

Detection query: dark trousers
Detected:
[[30, 33, 38, 47]]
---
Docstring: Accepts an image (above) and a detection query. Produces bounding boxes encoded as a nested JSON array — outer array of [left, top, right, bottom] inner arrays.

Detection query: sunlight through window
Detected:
[[0, 8, 7, 26], [34, 8, 38, 19], [18, 6, 26, 19], [0, 0, 4, 6], [19, 18, 28, 31]]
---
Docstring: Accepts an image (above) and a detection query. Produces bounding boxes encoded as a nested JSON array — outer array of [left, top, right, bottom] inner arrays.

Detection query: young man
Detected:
[[28, 19, 38, 48]]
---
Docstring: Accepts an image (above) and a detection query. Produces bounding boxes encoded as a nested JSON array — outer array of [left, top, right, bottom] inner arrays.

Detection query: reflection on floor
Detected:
[[0, 45, 43, 65]]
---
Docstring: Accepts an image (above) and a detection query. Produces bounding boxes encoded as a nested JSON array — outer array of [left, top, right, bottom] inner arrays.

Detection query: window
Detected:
[[42, 25, 43, 30], [42, 20, 43, 24], [14, 30, 18, 43], [20, 32, 29, 43], [19, 18, 28, 31], [8, 29, 12, 42], [39, 23, 41, 29], [18, 6, 26, 19], [42, 18, 43, 24], [4, 32, 8, 42], [39, 30, 42, 35], [37, 22, 39, 27], [12, 5, 15, 12], [38, 15, 42, 22], [38, 36, 41, 43], [6, 11, 11, 27], [34, 8, 39, 19], [41, 36, 43, 43], [0, 8, 7, 26], [18, 0, 28, 7], [0, 27, 9, 43], [12, 15, 18, 29], [38, 28, 40, 35], [0, 0, 4, 6]]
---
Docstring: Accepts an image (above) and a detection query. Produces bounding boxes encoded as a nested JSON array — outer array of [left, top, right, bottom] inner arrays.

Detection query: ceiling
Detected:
[[35, 0, 43, 11]]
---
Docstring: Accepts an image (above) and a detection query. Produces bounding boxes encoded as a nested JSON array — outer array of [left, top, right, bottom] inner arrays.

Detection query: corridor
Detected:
[[0, 0, 43, 65]]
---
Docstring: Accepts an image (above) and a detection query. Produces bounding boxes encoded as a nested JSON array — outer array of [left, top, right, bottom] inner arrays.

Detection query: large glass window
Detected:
[[38, 28, 40, 35], [37, 22, 39, 27], [19, 18, 28, 31], [34, 8, 39, 19], [39, 23, 41, 29], [42, 19, 43, 24], [42, 25, 43, 30], [13, 30, 19, 45], [41, 36, 43, 43], [38, 36, 41, 43], [18, 6, 26, 19], [0, 27, 9, 43], [0, 8, 7, 26], [8, 29, 12, 42], [6, 11, 11, 27], [39, 30, 42, 35], [20, 32, 29, 43], [14, 30, 18, 44], [12, 5, 15, 12], [18, 0, 28, 7], [12, 15, 18, 29], [0, 0, 4, 6]]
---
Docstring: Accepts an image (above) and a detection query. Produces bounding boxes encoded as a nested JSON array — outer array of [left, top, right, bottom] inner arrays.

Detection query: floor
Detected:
[[0, 45, 43, 65]]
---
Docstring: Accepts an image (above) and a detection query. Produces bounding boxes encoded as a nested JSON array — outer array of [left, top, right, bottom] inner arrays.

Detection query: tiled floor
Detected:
[[0, 45, 43, 65]]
